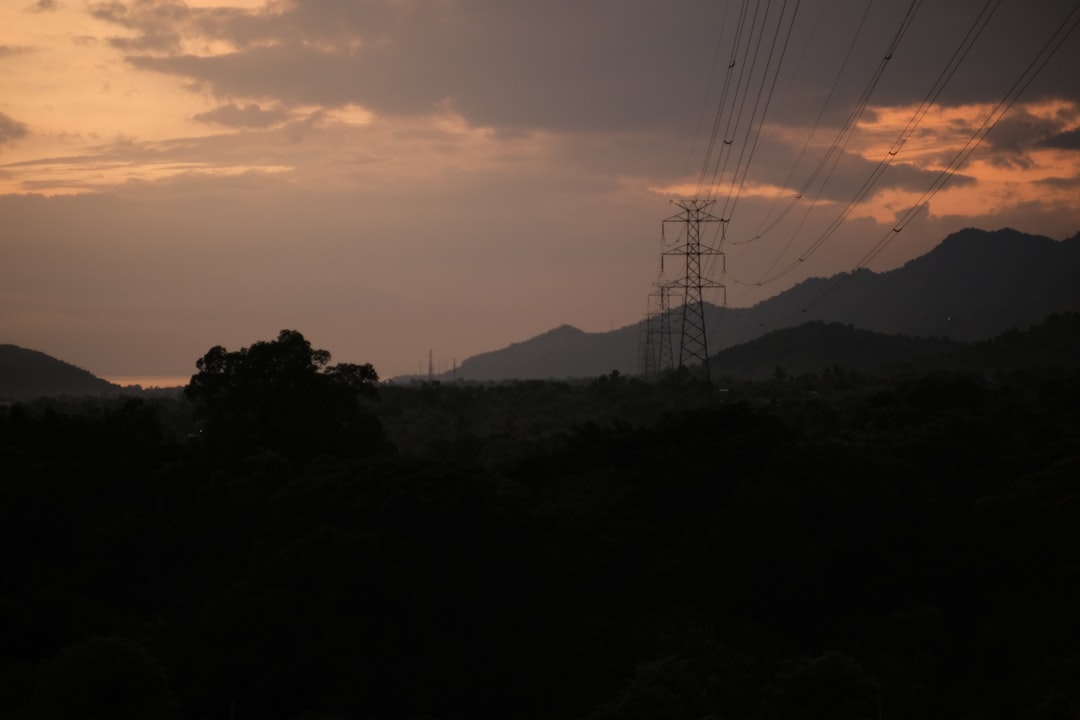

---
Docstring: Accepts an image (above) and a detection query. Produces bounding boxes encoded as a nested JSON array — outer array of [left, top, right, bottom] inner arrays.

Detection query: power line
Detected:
[[742, 0, 924, 287], [759, 0, 1080, 325], [754, 0, 1001, 286], [742, 0, 876, 246]]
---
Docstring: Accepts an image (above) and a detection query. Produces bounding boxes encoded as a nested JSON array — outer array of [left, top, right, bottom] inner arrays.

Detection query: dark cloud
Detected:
[[91, 0, 187, 52], [983, 110, 1065, 154], [93, 0, 1080, 145], [1036, 173, 1080, 188], [864, 0, 1080, 107], [281, 110, 327, 144], [128, 47, 360, 106], [795, 153, 977, 208], [27, 0, 59, 12], [104, 0, 728, 133], [0, 113, 29, 145], [87, 1, 126, 23], [192, 102, 290, 128], [1040, 127, 1080, 150]]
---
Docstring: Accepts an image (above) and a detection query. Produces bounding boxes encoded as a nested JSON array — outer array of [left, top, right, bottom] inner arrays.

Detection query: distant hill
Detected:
[[440, 227, 1080, 380], [451, 324, 640, 382], [0, 345, 121, 400], [707, 322, 962, 381]]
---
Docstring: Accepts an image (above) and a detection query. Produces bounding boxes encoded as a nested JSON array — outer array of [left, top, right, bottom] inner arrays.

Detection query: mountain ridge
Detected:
[[0, 344, 121, 400], [435, 227, 1080, 381]]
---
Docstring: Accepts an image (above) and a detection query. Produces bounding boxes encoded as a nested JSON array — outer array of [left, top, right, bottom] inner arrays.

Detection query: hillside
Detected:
[[705, 311, 1080, 381], [0, 345, 121, 400], [707, 322, 962, 381], [438, 227, 1080, 380], [942, 310, 1080, 372]]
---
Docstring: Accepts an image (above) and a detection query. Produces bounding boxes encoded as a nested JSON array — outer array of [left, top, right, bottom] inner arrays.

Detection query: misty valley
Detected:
[[2, 316, 1079, 720]]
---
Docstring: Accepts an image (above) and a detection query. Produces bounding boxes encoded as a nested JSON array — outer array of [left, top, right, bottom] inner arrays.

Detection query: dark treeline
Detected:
[[1, 330, 1079, 719]]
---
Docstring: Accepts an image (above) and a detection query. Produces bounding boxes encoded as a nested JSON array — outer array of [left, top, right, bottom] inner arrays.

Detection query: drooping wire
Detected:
[[754, 0, 1001, 286], [695, 0, 753, 201], [702, 0, 769, 205], [705, 0, 921, 350], [761, 0, 1080, 326], [854, 0, 1080, 270], [717, 0, 802, 228], [701, 0, 802, 286], [738, 0, 924, 286], [740, 0, 875, 247], [682, 3, 731, 188]]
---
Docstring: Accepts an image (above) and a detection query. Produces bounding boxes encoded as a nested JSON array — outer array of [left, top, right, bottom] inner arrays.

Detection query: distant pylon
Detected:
[[638, 307, 654, 378], [662, 199, 725, 382], [657, 282, 675, 375], [640, 283, 671, 379]]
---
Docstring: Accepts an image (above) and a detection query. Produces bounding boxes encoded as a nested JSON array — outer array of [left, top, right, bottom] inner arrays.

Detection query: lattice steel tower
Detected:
[[640, 279, 675, 379], [662, 199, 725, 382]]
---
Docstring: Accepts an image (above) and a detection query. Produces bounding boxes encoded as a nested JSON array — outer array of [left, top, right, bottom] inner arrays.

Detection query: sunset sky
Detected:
[[3, 0, 1079, 383]]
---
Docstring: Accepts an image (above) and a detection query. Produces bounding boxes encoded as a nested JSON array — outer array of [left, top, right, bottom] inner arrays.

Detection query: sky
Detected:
[[2, 0, 1079, 383]]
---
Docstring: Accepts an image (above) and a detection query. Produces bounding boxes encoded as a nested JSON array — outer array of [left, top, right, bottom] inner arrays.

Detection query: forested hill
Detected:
[[707, 312, 1080, 381], [707, 322, 963, 380], [442, 227, 1080, 380], [449, 324, 640, 381], [0, 344, 120, 400]]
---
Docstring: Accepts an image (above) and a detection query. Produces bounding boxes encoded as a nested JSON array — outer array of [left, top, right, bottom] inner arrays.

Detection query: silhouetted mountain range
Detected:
[[439, 227, 1080, 380], [0, 345, 120, 401]]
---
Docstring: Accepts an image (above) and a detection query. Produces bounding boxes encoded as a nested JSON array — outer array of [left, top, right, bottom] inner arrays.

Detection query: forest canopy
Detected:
[[1, 318, 1079, 719]]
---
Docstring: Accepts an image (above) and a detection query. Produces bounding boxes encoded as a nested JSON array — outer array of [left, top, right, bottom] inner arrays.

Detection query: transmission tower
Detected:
[[638, 309, 655, 378], [662, 199, 725, 382], [640, 279, 676, 379]]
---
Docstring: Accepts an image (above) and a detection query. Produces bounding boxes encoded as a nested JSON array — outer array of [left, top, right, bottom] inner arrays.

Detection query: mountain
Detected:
[[0, 345, 121, 400], [442, 227, 1080, 380], [451, 324, 640, 382], [743, 227, 1080, 341]]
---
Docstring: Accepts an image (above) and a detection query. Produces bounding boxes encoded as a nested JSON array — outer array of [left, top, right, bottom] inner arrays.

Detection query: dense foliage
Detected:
[[185, 329, 384, 462], [2, 337, 1078, 719]]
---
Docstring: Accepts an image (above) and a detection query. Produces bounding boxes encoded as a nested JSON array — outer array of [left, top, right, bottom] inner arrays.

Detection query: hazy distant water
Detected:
[[105, 375, 189, 389]]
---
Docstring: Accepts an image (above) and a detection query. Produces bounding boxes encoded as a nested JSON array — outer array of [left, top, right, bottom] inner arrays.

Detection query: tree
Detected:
[[185, 329, 384, 461]]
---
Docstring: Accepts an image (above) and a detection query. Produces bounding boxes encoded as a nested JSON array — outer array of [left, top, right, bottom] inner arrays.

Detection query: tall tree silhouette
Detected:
[[186, 329, 384, 461]]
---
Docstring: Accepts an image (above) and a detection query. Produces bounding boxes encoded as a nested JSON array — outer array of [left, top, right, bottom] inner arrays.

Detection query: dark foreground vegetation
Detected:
[[2, 328, 1079, 719]]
